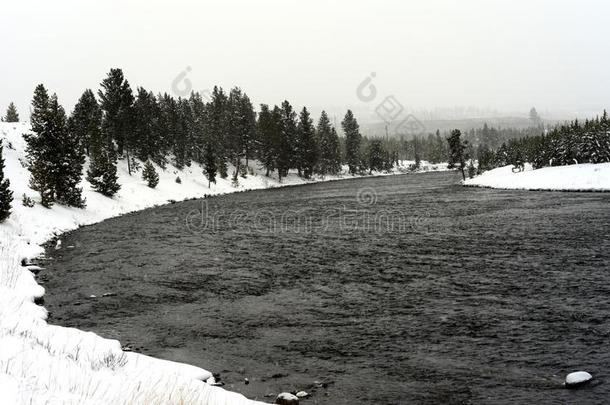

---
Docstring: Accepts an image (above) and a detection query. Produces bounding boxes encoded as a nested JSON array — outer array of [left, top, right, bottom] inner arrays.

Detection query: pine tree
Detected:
[[368, 139, 385, 173], [141, 160, 159, 188], [52, 95, 85, 207], [4, 102, 19, 122], [69, 89, 102, 156], [98, 68, 134, 169], [24, 85, 57, 207], [133, 88, 164, 165], [203, 142, 217, 187], [296, 107, 317, 179], [257, 104, 278, 176], [315, 111, 341, 175], [447, 129, 468, 180], [343, 110, 362, 174], [277, 101, 296, 180], [0, 142, 13, 221], [86, 116, 120, 197], [207, 87, 229, 178]]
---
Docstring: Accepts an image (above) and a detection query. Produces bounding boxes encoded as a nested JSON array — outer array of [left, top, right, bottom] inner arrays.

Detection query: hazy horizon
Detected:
[[2, 0, 609, 127]]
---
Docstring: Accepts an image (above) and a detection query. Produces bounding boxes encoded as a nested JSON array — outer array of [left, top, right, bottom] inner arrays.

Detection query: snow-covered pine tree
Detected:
[[368, 139, 385, 173], [447, 129, 468, 180], [70, 89, 102, 156], [207, 86, 228, 178], [141, 160, 159, 188], [315, 111, 339, 175], [173, 97, 192, 169], [239, 92, 257, 170], [277, 100, 296, 181], [256, 104, 278, 177], [98, 68, 134, 167], [133, 87, 166, 167], [4, 102, 19, 122], [203, 142, 217, 187], [50, 95, 86, 207], [24, 85, 57, 207], [86, 116, 120, 197], [296, 107, 317, 179], [0, 142, 13, 222], [342, 110, 362, 174]]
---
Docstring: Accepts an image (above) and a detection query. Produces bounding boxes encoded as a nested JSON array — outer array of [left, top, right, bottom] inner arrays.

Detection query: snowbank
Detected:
[[0, 122, 445, 404], [464, 163, 610, 192]]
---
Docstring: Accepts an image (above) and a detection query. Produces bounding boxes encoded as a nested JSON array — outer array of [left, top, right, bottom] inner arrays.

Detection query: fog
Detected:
[[2, 0, 609, 126]]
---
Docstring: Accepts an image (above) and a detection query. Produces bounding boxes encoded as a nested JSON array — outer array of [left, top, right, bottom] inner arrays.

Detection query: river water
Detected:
[[43, 172, 610, 404]]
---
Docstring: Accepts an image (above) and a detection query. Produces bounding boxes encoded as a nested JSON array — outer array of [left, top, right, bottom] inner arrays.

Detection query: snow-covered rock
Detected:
[[565, 371, 593, 388], [275, 392, 299, 405], [464, 163, 610, 191]]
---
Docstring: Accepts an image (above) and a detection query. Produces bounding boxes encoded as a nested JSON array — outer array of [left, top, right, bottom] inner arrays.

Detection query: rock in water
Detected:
[[565, 371, 593, 388], [275, 392, 299, 405]]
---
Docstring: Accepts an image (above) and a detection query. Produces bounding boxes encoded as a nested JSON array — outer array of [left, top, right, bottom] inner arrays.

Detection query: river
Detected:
[[42, 172, 610, 404]]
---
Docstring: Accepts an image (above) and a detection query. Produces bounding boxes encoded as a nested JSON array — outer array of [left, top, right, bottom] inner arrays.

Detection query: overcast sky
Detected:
[[2, 0, 609, 123]]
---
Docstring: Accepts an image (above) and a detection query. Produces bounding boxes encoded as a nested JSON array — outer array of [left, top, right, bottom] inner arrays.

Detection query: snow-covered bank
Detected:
[[0, 121, 447, 404], [464, 163, 610, 192]]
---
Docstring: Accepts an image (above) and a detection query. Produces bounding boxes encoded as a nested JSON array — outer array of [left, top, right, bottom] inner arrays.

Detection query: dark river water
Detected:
[[43, 172, 610, 404]]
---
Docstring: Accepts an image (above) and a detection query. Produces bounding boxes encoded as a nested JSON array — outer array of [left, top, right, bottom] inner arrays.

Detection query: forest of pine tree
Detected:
[[12, 68, 609, 209]]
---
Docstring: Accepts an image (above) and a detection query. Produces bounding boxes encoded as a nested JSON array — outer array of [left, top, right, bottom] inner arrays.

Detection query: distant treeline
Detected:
[[474, 113, 610, 173]]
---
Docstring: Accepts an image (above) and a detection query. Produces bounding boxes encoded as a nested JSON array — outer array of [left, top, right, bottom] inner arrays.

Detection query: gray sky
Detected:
[[2, 0, 609, 124]]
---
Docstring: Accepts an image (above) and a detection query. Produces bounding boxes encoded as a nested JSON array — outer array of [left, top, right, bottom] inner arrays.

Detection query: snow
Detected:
[[464, 163, 610, 191], [0, 122, 446, 404], [565, 371, 593, 387]]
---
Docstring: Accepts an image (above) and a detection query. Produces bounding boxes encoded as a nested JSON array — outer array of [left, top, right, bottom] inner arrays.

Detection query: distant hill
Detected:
[[360, 117, 561, 139]]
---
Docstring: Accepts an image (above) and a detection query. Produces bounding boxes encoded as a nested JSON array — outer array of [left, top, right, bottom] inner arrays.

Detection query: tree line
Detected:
[[473, 112, 610, 174], [0, 68, 404, 220]]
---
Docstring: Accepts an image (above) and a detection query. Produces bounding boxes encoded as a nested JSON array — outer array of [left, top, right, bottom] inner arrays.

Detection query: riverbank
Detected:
[[464, 163, 610, 192], [0, 121, 448, 404]]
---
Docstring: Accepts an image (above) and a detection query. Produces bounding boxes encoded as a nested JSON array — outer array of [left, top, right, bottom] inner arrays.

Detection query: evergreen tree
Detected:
[[86, 115, 120, 197], [368, 139, 385, 173], [69, 89, 101, 156], [257, 104, 278, 176], [98, 68, 135, 169], [133, 88, 164, 165], [25, 85, 54, 207], [52, 95, 85, 207], [0, 142, 13, 221], [343, 110, 362, 174], [203, 142, 217, 187], [277, 101, 296, 180], [25, 88, 84, 207], [315, 111, 341, 175], [174, 97, 192, 169], [447, 129, 469, 180], [189, 92, 207, 164], [141, 160, 159, 188], [296, 107, 317, 179], [207, 86, 229, 178], [4, 102, 19, 122], [226, 88, 256, 180]]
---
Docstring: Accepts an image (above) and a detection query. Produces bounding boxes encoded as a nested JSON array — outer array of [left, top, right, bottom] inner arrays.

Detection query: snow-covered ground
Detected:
[[0, 121, 448, 404], [464, 163, 610, 192]]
